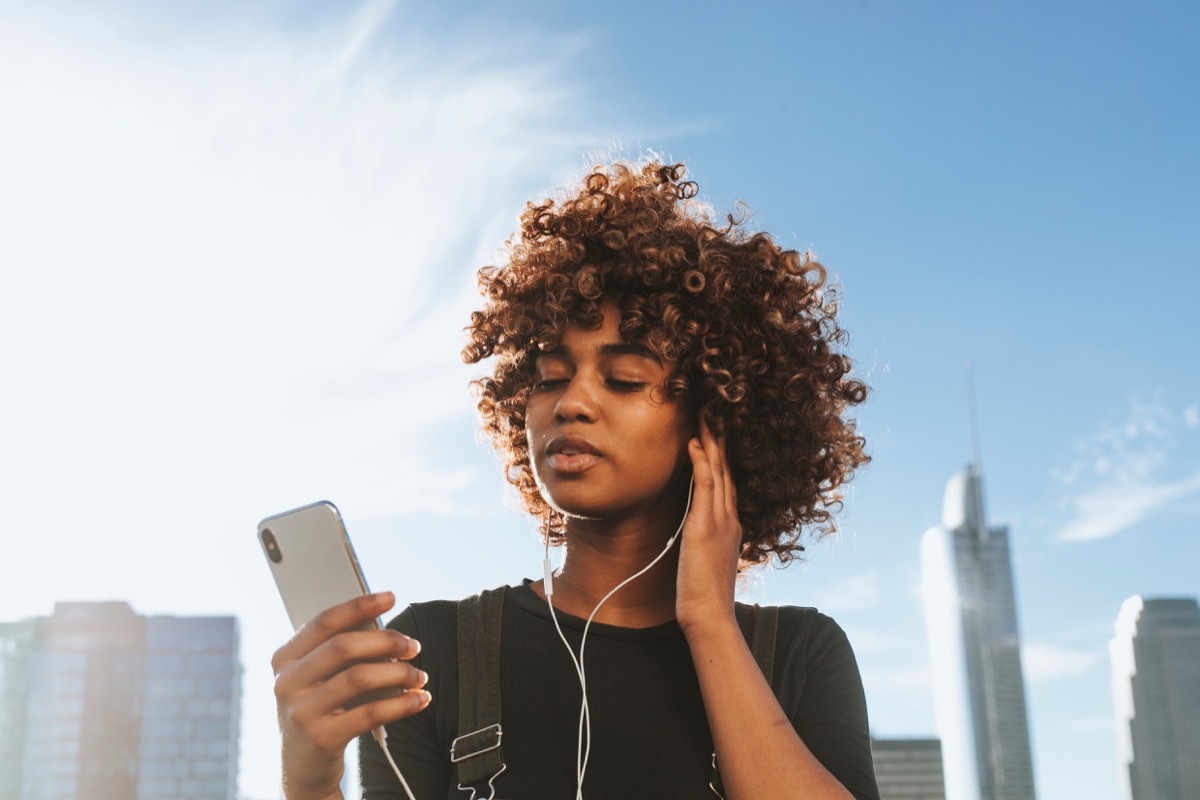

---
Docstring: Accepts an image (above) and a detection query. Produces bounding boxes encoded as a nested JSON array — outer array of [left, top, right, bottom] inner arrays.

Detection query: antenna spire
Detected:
[[965, 362, 982, 471]]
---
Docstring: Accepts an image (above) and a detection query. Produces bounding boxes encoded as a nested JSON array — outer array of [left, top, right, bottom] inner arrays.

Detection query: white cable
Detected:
[[545, 551, 593, 790], [374, 726, 418, 800], [544, 478, 694, 800]]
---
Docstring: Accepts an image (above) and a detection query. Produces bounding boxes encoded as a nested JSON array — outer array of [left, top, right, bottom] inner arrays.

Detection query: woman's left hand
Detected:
[[675, 417, 743, 636]]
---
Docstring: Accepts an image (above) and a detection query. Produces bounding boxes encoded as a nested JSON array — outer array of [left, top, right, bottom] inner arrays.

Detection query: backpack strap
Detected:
[[736, 602, 779, 684], [452, 586, 508, 800], [709, 603, 780, 798]]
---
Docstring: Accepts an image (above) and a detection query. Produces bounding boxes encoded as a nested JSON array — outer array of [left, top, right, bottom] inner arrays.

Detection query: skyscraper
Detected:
[[871, 736, 946, 800], [0, 619, 39, 800], [1110, 595, 1200, 800], [0, 602, 241, 800], [921, 465, 1037, 800]]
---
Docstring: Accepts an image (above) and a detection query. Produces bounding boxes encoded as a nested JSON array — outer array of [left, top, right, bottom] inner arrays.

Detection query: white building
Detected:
[[1110, 595, 1200, 800], [920, 466, 1037, 800]]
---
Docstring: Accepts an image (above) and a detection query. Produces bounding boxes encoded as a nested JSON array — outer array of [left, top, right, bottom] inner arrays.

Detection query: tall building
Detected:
[[0, 619, 39, 800], [920, 465, 1037, 800], [0, 602, 241, 800], [1110, 596, 1200, 800], [872, 736, 946, 800]]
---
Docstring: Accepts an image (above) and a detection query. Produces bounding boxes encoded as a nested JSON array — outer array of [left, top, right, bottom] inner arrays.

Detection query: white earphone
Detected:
[[542, 477, 695, 800]]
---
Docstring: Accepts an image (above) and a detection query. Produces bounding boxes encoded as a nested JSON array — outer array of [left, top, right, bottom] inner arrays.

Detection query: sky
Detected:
[[1, 1, 1197, 798]]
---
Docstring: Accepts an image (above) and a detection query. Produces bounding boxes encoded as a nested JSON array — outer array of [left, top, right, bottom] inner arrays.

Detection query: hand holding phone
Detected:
[[259, 501, 427, 800]]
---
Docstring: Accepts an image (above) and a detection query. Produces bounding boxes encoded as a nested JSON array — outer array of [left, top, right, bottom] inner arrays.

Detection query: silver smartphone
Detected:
[[257, 500, 381, 633]]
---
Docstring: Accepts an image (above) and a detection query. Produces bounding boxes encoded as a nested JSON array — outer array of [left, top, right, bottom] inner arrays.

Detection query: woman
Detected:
[[272, 161, 878, 800]]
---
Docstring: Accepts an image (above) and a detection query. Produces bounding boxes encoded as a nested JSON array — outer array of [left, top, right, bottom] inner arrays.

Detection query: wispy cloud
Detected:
[[1021, 642, 1102, 680], [1052, 396, 1200, 542], [0, 4, 609, 798], [0, 1, 604, 521], [1058, 473, 1200, 542]]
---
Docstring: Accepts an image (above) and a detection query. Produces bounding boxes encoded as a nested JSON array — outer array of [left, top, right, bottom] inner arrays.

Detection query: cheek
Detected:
[[524, 396, 550, 447], [641, 411, 693, 470]]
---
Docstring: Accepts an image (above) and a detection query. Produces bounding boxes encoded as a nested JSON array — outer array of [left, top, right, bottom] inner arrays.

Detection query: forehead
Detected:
[[538, 306, 665, 362]]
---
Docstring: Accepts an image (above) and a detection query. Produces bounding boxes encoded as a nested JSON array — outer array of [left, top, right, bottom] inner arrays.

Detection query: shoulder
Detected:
[[740, 603, 852, 655], [775, 605, 853, 653], [758, 605, 864, 697], [384, 585, 516, 652], [385, 598, 459, 638]]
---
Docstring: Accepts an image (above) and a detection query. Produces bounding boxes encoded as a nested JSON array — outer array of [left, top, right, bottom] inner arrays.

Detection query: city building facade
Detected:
[[1110, 595, 1200, 800], [872, 736, 946, 800], [920, 466, 1037, 800], [0, 602, 240, 800]]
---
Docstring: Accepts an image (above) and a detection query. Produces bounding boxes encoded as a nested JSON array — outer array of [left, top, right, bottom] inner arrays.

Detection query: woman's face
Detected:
[[525, 302, 694, 523]]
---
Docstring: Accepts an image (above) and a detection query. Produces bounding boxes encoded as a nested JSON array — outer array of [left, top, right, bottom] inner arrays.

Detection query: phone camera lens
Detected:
[[261, 528, 282, 563]]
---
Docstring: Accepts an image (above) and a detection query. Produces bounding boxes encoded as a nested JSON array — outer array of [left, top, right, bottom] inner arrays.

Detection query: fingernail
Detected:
[[410, 638, 422, 655], [419, 670, 429, 686], [416, 689, 431, 705], [375, 591, 394, 604]]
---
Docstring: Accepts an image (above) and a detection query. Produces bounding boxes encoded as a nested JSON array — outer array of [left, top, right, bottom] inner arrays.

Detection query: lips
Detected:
[[545, 433, 602, 474]]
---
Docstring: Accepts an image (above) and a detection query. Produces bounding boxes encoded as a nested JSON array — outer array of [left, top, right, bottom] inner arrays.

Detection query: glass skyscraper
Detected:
[[0, 602, 241, 800], [871, 736, 946, 800], [920, 466, 1037, 800], [1110, 595, 1200, 800]]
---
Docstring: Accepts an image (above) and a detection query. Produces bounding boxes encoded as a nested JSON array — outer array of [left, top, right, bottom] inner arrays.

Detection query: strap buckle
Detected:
[[450, 723, 503, 763], [452, 723, 506, 800]]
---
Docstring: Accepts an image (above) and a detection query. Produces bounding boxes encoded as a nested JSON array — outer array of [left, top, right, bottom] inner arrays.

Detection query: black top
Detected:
[[360, 582, 879, 800]]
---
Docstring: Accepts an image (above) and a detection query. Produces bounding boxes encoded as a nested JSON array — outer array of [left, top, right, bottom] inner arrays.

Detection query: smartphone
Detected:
[[257, 500, 380, 633]]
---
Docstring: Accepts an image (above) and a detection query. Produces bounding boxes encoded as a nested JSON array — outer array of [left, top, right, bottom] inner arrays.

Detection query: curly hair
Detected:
[[462, 161, 868, 566]]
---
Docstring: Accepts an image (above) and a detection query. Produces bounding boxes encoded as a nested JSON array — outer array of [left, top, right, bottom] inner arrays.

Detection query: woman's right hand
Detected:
[[271, 591, 431, 800]]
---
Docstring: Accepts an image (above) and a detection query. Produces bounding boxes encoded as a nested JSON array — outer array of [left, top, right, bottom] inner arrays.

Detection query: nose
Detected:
[[554, 374, 599, 422]]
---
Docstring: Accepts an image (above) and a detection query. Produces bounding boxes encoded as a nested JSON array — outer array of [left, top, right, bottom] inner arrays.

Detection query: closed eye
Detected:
[[532, 379, 568, 392], [606, 379, 647, 392]]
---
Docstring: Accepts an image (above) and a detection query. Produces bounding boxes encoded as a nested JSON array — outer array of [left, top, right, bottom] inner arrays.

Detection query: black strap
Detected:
[[453, 586, 507, 799], [453, 589, 778, 799], [735, 602, 778, 685], [710, 603, 779, 798]]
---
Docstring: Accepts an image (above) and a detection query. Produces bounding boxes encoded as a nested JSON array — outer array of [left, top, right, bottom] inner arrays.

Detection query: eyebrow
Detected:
[[538, 341, 663, 365]]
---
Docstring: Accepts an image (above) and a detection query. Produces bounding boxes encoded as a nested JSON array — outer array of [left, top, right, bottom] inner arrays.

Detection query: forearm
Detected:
[[686, 616, 853, 800]]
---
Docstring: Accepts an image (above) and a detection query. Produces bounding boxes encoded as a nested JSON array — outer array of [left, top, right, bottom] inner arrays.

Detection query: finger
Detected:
[[279, 628, 421, 694], [273, 592, 395, 674], [688, 436, 717, 517], [299, 659, 429, 720], [700, 419, 728, 516], [292, 686, 433, 754], [718, 434, 738, 518]]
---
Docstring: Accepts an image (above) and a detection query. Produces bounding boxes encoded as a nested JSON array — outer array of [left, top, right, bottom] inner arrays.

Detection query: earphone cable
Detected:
[[544, 478, 694, 799], [373, 725, 418, 800]]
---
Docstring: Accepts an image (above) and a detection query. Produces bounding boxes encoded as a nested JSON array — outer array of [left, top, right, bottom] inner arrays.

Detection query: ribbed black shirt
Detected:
[[360, 582, 879, 800]]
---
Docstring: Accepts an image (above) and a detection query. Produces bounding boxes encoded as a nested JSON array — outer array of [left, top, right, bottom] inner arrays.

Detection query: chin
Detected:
[[542, 492, 613, 521]]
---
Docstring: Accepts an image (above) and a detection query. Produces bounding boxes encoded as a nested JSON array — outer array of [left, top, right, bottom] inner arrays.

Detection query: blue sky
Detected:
[[1, 2, 1197, 798]]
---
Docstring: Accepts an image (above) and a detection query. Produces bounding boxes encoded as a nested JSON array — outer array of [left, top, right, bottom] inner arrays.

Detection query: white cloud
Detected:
[[1058, 472, 1200, 542], [1021, 642, 1102, 680], [1185, 405, 1199, 428], [1053, 396, 1200, 542], [0, 4, 609, 798]]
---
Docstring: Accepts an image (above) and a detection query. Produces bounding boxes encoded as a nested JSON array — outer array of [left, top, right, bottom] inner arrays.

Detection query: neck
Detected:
[[536, 513, 682, 628]]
